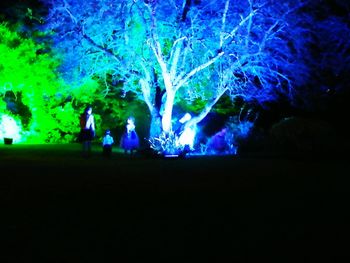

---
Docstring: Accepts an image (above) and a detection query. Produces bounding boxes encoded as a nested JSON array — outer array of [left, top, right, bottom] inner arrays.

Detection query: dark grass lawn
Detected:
[[1, 143, 349, 262]]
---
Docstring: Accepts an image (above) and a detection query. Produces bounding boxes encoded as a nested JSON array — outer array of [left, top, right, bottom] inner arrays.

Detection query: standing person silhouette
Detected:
[[102, 129, 114, 158], [79, 105, 95, 157], [120, 116, 140, 155]]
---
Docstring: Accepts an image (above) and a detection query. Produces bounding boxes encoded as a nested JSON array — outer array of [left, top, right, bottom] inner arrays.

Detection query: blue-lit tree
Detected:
[[38, 0, 334, 152]]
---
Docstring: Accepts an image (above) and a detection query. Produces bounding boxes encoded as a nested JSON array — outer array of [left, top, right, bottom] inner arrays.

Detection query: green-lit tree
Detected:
[[0, 22, 80, 143], [38, 0, 331, 149]]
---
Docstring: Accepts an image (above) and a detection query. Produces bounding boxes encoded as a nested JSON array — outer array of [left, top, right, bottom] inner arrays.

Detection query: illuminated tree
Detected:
[[0, 22, 79, 143], [38, 0, 320, 144]]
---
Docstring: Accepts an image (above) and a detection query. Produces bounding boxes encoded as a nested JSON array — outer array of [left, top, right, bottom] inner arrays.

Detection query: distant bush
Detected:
[[268, 116, 337, 153]]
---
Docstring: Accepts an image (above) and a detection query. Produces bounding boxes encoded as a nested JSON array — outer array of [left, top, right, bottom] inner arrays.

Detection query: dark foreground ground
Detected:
[[0, 143, 349, 262]]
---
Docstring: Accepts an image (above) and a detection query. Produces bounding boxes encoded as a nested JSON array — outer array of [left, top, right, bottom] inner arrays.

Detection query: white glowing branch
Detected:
[[219, 0, 230, 49], [169, 37, 187, 79], [224, 9, 257, 42], [174, 51, 224, 91]]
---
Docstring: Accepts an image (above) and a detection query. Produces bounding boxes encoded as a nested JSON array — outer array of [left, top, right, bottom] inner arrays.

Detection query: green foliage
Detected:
[[177, 98, 207, 115], [0, 22, 78, 143], [0, 20, 152, 144], [177, 95, 239, 116], [213, 95, 240, 115], [70, 78, 100, 104]]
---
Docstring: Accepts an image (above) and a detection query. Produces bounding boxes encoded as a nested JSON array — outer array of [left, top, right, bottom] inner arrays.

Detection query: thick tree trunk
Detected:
[[161, 91, 175, 133], [149, 111, 162, 138]]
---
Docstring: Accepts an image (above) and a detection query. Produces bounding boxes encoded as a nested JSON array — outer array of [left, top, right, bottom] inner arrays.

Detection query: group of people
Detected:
[[79, 105, 139, 157]]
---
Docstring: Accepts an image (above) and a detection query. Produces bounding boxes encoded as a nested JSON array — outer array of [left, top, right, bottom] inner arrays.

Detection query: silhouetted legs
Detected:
[[82, 140, 92, 157]]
